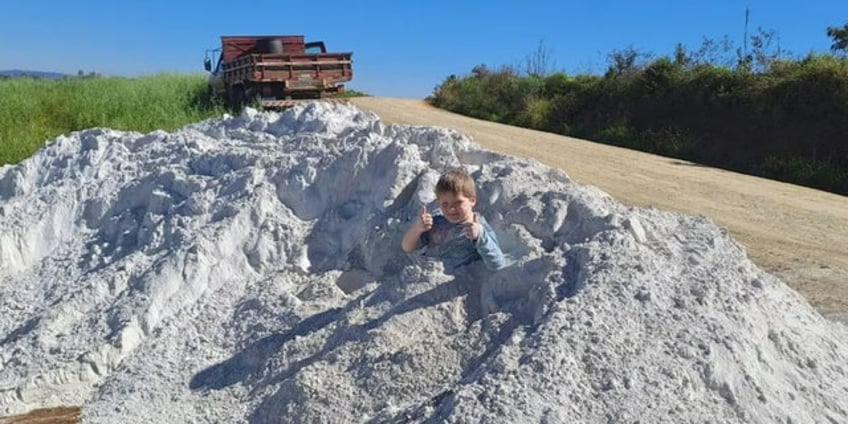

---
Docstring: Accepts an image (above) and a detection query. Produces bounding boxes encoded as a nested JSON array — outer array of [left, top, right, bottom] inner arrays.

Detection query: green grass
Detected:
[[334, 88, 369, 98], [0, 74, 226, 166]]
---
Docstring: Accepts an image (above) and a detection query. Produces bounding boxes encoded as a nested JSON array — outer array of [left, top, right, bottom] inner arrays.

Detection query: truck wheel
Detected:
[[228, 86, 246, 110]]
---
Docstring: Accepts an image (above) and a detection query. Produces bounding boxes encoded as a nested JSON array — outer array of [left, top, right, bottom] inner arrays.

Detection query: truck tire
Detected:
[[228, 85, 246, 110], [259, 38, 283, 54]]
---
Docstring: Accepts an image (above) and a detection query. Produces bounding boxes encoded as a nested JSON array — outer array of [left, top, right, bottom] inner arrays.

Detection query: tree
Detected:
[[673, 43, 689, 67], [605, 46, 651, 77], [748, 27, 786, 73], [471, 64, 489, 78], [523, 39, 555, 77], [826, 23, 848, 55], [689, 35, 736, 68]]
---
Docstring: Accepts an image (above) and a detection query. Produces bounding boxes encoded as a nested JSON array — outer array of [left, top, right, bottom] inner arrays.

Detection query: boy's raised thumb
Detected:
[[420, 205, 428, 215]]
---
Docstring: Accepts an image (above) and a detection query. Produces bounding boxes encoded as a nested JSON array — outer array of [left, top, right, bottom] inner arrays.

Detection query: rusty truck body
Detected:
[[204, 35, 353, 109]]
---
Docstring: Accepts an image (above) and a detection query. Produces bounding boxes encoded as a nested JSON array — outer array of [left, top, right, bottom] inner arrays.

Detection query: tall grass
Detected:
[[0, 74, 226, 166]]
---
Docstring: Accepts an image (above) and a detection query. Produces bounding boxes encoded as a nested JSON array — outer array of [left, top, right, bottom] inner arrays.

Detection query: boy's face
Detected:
[[437, 191, 476, 224]]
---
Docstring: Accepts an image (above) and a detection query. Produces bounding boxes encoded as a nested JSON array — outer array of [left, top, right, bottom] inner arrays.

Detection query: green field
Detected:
[[0, 74, 226, 166], [0, 74, 372, 167]]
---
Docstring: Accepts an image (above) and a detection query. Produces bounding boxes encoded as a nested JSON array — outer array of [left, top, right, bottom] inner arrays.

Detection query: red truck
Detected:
[[204, 35, 353, 108]]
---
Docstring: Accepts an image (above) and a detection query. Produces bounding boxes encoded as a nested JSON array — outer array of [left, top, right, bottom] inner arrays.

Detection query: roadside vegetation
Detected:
[[0, 74, 226, 166], [0, 74, 369, 167], [335, 89, 369, 98], [430, 23, 848, 196]]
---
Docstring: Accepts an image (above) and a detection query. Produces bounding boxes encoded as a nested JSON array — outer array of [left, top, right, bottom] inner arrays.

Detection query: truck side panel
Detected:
[[222, 52, 353, 88]]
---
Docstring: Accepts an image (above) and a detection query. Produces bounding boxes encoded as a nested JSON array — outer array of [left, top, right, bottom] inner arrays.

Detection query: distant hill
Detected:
[[0, 69, 66, 79]]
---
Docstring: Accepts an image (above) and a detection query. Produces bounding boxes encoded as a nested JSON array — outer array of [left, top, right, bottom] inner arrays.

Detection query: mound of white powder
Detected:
[[0, 102, 846, 423]]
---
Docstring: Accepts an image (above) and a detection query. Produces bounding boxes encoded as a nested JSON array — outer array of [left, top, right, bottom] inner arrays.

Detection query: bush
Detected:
[[428, 47, 848, 195]]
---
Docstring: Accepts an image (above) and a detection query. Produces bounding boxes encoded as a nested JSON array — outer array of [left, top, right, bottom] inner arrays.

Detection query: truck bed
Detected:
[[222, 52, 353, 87]]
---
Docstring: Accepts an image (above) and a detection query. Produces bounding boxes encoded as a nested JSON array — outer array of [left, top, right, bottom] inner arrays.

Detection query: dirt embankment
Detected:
[[351, 97, 848, 323]]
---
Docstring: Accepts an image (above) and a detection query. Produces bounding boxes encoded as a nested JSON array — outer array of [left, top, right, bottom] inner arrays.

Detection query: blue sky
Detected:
[[2, 1, 846, 98]]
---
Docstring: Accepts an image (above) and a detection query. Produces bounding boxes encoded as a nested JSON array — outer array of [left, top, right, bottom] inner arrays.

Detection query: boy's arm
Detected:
[[402, 205, 434, 253], [402, 226, 425, 253], [474, 220, 505, 270]]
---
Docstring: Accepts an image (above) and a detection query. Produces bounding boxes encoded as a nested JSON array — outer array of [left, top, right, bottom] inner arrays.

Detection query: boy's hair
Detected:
[[435, 169, 476, 198]]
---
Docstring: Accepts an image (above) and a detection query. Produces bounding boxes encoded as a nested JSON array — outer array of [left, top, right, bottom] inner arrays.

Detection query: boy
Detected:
[[402, 170, 504, 271]]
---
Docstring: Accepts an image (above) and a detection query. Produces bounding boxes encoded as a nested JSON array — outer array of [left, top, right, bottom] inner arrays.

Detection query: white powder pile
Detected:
[[0, 103, 846, 423]]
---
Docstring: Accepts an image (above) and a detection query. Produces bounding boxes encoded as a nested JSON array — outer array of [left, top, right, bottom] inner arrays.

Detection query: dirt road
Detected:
[[351, 97, 848, 322]]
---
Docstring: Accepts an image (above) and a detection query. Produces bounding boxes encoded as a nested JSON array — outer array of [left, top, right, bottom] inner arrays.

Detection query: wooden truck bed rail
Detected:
[[222, 53, 353, 86]]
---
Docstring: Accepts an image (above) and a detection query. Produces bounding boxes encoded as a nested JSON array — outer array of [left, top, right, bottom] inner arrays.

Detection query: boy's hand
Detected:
[[417, 205, 433, 232], [463, 213, 481, 241]]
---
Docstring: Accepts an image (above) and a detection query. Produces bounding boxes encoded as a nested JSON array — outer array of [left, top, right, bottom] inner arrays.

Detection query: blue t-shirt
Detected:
[[419, 214, 505, 271]]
